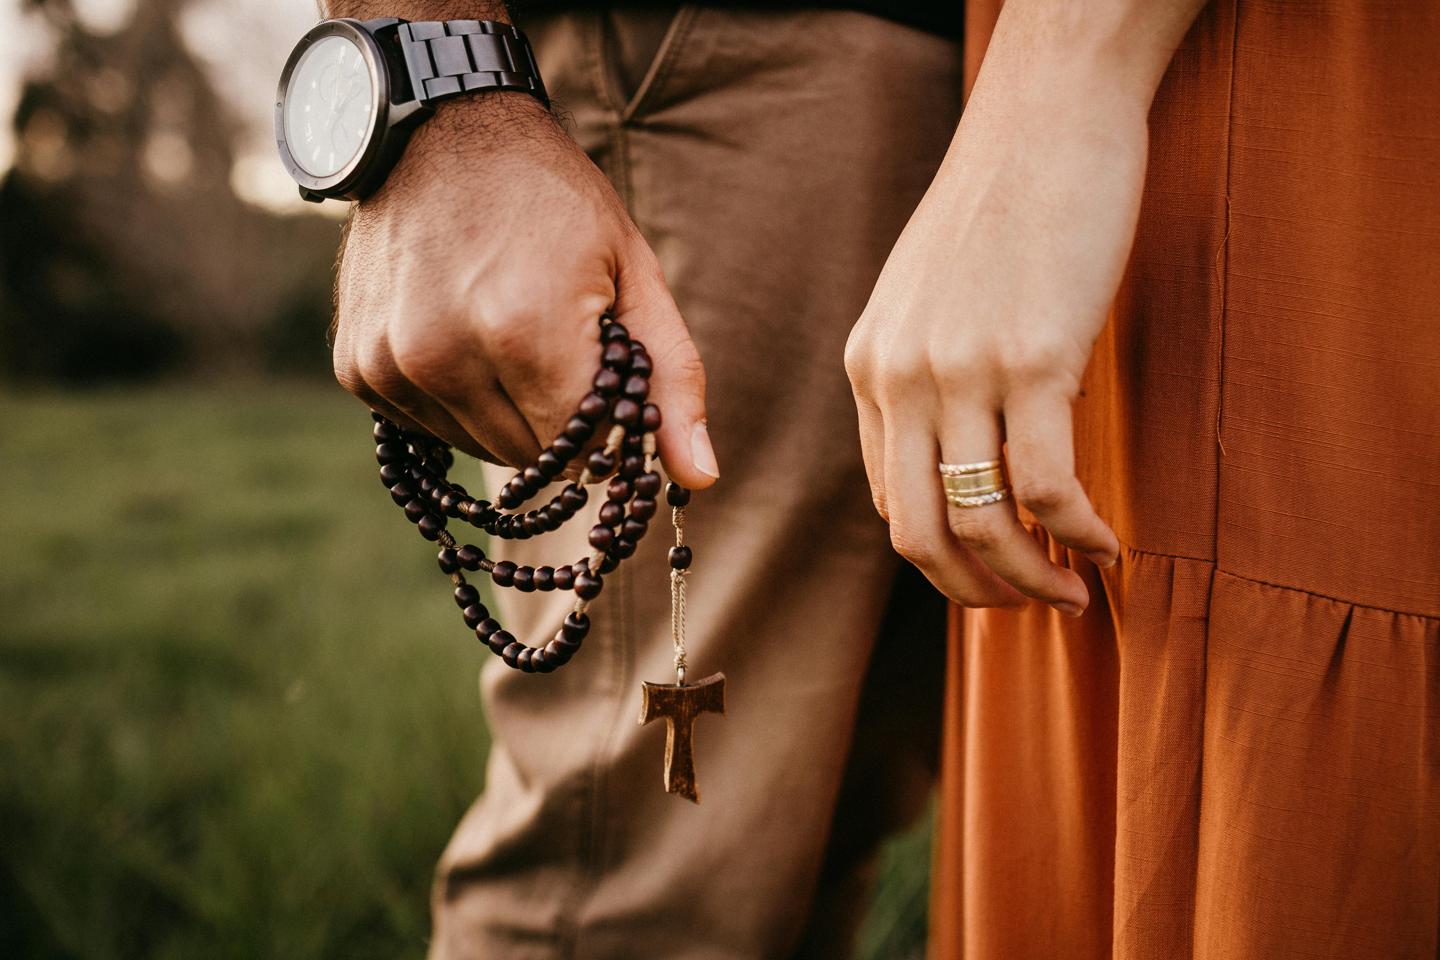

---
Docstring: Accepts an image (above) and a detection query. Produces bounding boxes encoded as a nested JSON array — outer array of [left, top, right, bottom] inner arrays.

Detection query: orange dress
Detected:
[[933, 3, 1440, 959]]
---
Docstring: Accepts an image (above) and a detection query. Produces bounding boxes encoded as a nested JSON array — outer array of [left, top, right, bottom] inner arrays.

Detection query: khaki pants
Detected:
[[429, 8, 963, 958]]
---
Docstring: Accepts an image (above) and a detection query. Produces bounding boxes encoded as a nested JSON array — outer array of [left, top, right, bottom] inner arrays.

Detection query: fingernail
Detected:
[[691, 421, 720, 479], [1053, 601, 1085, 618]]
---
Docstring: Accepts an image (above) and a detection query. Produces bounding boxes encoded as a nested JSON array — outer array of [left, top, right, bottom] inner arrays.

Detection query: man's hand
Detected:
[[332, 94, 719, 487]]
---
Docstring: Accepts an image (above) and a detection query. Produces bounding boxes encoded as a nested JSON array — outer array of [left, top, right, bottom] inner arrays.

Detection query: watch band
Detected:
[[397, 20, 548, 108]]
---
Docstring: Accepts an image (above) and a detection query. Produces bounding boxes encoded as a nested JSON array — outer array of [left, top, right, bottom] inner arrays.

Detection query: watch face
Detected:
[[282, 34, 376, 179]]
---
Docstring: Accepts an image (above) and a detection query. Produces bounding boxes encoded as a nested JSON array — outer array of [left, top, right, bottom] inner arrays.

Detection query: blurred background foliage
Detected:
[[0, 0, 931, 957]]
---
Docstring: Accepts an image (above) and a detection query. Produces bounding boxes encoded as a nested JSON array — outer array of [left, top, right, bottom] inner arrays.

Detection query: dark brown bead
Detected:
[[439, 492, 463, 516], [545, 503, 568, 526], [560, 484, 588, 511], [457, 544, 484, 570], [454, 584, 480, 609], [598, 552, 620, 574], [593, 368, 623, 396], [491, 560, 517, 587], [553, 565, 575, 591], [501, 641, 524, 668], [629, 350, 652, 377], [619, 454, 645, 479], [419, 476, 440, 496], [563, 612, 591, 642], [522, 466, 546, 489], [612, 398, 641, 427], [607, 477, 632, 502], [621, 518, 648, 541], [544, 639, 574, 665], [614, 538, 637, 559], [666, 482, 691, 507], [462, 603, 489, 629], [564, 416, 594, 443], [513, 566, 536, 592], [668, 546, 693, 570], [641, 404, 662, 432], [597, 501, 624, 527], [390, 481, 416, 506], [495, 487, 521, 511], [418, 514, 444, 540], [551, 435, 580, 461], [437, 547, 460, 574], [375, 442, 409, 465], [373, 420, 401, 442], [488, 629, 510, 655], [380, 462, 408, 487], [574, 570, 603, 600], [517, 647, 537, 672], [440, 448, 455, 470], [512, 522, 533, 541], [630, 497, 657, 521], [449, 482, 469, 499], [602, 339, 631, 369], [522, 514, 542, 536], [404, 499, 428, 522], [622, 375, 649, 401], [588, 525, 615, 550], [477, 618, 501, 639], [634, 472, 662, 498], [578, 391, 607, 420], [587, 449, 616, 478], [534, 566, 555, 591], [467, 501, 495, 525], [536, 449, 563, 478], [622, 433, 645, 455], [601, 321, 629, 342], [532, 648, 556, 673]]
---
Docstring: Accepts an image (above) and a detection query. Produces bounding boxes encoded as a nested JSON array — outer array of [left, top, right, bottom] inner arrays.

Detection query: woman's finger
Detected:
[[1002, 387, 1119, 566], [855, 394, 889, 520], [938, 403, 1090, 614], [883, 410, 1024, 607]]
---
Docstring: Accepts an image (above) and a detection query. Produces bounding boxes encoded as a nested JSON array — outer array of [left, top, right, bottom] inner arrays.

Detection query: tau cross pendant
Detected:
[[638, 672, 726, 802]]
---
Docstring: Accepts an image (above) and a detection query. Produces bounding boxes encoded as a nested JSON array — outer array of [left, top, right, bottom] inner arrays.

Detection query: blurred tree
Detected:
[[0, 0, 341, 383]]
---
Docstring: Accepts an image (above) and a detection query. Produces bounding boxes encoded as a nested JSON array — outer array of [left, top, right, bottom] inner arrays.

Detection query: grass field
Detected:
[[0, 384, 929, 960]]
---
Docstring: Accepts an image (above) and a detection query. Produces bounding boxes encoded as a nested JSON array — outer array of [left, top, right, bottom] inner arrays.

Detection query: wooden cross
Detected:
[[638, 672, 726, 803]]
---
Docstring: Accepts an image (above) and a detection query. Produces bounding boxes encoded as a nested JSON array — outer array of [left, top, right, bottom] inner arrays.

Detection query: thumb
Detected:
[[612, 252, 719, 491]]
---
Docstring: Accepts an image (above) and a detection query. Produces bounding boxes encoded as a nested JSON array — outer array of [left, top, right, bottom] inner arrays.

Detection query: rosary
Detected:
[[370, 313, 724, 802]]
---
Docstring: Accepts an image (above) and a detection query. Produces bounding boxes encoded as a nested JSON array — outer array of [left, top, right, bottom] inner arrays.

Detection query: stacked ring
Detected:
[[939, 459, 1010, 508]]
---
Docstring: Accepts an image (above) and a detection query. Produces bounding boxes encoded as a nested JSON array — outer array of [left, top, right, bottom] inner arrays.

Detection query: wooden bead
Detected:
[[619, 454, 645, 479], [537, 449, 563, 478], [491, 560, 517, 587], [601, 321, 629, 342], [621, 518, 648, 541], [564, 416, 594, 443], [454, 584, 480, 609], [439, 492, 463, 516], [522, 466, 546, 489], [375, 442, 409, 465], [606, 477, 631, 502], [614, 538, 637, 559], [612, 399, 641, 427], [517, 647, 537, 672], [634, 472, 662, 498], [373, 419, 400, 442], [404, 499, 428, 522], [457, 544, 484, 570], [462, 603, 489, 629], [587, 449, 616, 478], [466, 501, 496, 525], [532, 648, 556, 673], [513, 566, 536, 592], [622, 432, 644, 455], [598, 501, 625, 526], [380, 463, 408, 487], [669, 546, 692, 570], [574, 570, 603, 600], [560, 484, 588, 511], [599, 552, 620, 574], [488, 629, 510, 655], [588, 525, 615, 551], [390, 481, 416, 506], [501, 641, 524, 668], [553, 565, 575, 591], [602, 340, 631, 369], [622, 375, 649, 401], [544, 639, 574, 665], [437, 547, 460, 574], [629, 350, 652, 377], [593, 368, 623, 396], [535, 566, 555, 591], [630, 497, 657, 521], [579, 391, 610, 420], [563, 612, 591, 641], [641, 403, 662, 432], [418, 514, 444, 540], [666, 482, 691, 507], [551, 436, 579, 461], [477, 618, 501, 639]]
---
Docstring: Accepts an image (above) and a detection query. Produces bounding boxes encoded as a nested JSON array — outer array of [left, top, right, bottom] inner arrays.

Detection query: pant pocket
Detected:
[[600, 4, 696, 120]]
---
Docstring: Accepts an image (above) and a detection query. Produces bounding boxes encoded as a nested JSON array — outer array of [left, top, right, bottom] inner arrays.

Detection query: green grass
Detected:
[[0, 384, 928, 960]]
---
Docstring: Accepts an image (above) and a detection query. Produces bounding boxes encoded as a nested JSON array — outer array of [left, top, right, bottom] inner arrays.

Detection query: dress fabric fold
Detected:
[[932, 3, 1440, 958]]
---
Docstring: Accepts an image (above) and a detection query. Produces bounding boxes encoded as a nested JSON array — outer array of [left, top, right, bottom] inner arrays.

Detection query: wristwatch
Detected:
[[274, 18, 548, 203]]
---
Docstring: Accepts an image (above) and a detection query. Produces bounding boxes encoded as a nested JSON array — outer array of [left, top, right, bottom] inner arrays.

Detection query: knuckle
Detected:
[[948, 511, 1004, 552], [1012, 477, 1070, 514], [888, 523, 934, 566], [388, 329, 447, 387]]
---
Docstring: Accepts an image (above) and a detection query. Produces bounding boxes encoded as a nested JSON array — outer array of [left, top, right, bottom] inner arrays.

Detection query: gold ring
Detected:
[[939, 459, 1010, 508]]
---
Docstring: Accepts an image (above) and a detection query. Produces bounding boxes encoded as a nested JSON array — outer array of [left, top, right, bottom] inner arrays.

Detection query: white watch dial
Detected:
[[283, 35, 376, 178]]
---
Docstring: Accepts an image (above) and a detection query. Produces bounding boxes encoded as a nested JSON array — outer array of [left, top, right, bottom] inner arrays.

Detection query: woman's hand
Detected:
[[333, 95, 719, 488], [844, 14, 1173, 615]]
